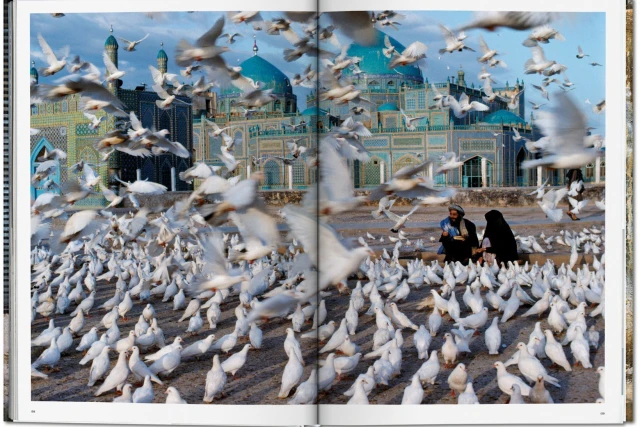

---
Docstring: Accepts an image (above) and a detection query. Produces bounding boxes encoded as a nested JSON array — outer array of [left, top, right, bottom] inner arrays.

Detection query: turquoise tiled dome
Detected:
[[221, 55, 292, 96], [481, 109, 526, 125], [377, 102, 399, 112], [157, 49, 168, 60], [343, 29, 423, 82], [105, 34, 118, 49]]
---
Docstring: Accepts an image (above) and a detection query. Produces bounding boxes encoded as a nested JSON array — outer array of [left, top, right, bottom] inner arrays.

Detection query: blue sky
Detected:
[[30, 10, 605, 133], [324, 10, 606, 133], [30, 12, 316, 110]]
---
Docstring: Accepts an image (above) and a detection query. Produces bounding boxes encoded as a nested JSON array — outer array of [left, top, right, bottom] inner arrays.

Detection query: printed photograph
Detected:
[[313, 9, 607, 405], [29, 9, 606, 405]]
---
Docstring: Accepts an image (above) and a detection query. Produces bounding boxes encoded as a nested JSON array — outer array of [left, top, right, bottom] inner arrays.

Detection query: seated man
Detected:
[[438, 204, 480, 263]]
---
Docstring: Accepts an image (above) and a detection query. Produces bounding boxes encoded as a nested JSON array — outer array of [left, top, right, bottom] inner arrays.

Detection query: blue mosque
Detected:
[[30, 26, 605, 204], [29, 27, 194, 205], [197, 29, 605, 190]]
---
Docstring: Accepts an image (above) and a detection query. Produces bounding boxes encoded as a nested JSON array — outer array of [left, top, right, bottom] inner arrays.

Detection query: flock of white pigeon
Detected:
[[30, 10, 605, 405]]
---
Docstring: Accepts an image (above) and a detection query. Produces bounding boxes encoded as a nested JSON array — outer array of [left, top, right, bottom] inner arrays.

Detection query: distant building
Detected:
[[307, 28, 605, 188], [29, 27, 194, 204], [193, 38, 318, 190]]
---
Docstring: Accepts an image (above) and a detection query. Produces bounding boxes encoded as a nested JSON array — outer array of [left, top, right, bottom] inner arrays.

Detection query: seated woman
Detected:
[[476, 210, 519, 265]]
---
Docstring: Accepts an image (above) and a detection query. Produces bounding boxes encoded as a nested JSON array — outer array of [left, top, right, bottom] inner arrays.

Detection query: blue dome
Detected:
[[30, 64, 38, 79], [105, 35, 118, 49], [377, 102, 399, 112], [343, 29, 423, 82], [157, 49, 168, 60], [221, 55, 292, 96], [481, 109, 526, 125]]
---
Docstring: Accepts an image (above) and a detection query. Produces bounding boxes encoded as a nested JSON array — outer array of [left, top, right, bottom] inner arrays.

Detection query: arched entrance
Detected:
[[31, 138, 60, 200], [462, 156, 493, 188], [516, 148, 526, 186], [159, 158, 172, 190], [263, 159, 281, 189], [363, 157, 383, 187], [352, 160, 362, 189]]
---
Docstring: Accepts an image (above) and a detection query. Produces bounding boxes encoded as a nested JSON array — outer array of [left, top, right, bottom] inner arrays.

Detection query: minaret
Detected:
[[104, 25, 119, 94], [457, 65, 466, 87], [253, 35, 258, 56], [30, 61, 38, 84], [157, 41, 168, 74]]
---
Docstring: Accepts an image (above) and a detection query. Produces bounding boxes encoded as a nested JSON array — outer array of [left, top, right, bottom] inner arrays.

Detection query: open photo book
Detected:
[[5, 0, 631, 424]]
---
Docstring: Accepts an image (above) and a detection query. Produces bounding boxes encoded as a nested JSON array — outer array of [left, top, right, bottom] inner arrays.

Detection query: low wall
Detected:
[[119, 185, 605, 208], [355, 185, 605, 208]]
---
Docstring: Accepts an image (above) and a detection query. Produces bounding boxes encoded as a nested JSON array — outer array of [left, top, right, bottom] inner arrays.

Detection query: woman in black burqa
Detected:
[[477, 210, 519, 265]]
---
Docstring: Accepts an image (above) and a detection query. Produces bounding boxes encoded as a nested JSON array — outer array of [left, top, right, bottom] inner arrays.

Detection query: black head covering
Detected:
[[482, 210, 519, 263]]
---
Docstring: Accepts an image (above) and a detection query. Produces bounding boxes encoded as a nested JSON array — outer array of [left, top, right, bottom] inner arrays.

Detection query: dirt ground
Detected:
[[317, 280, 604, 404], [30, 281, 318, 404], [30, 205, 605, 404]]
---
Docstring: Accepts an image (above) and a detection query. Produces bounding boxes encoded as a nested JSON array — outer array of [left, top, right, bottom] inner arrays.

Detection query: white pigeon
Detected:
[[249, 323, 263, 349], [149, 345, 183, 376], [165, 386, 188, 404], [515, 342, 560, 387], [493, 361, 532, 397], [95, 350, 130, 396], [401, 374, 424, 404], [428, 306, 442, 337], [32, 338, 61, 370], [288, 368, 318, 405], [347, 377, 370, 405], [87, 345, 113, 387], [417, 350, 440, 385], [543, 331, 572, 371], [132, 375, 154, 403], [129, 346, 163, 384], [570, 326, 593, 368], [203, 355, 227, 403], [458, 382, 480, 404], [37, 33, 68, 76], [413, 325, 432, 359], [221, 344, 252, 377], [278, 346, 304, 398], [441, 333, 459, 368], [484, 317, 502, 355], [522, 92, 599, 169], [113, 384, 133, 403]]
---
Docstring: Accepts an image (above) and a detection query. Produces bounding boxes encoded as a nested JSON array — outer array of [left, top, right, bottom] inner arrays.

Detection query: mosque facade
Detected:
[[196, 29, 605, 191], [29, 28, 194, 205], [312, 28, 605, 188], [193, 39, 320, 190], [30, 27, 603, 204]]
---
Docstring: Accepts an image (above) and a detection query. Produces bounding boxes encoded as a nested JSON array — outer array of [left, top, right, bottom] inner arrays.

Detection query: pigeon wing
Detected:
[[37, 34, 58, 65], [102, 52, 119, 74]]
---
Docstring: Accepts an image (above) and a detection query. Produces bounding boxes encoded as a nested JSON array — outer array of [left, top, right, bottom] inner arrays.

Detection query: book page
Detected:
[[15, 0, 320, 424], [314, 0, 626, 424]]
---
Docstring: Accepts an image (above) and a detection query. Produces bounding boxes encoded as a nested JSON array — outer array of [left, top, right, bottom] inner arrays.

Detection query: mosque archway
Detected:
[[393, 154, 421, 176], [159, 158, 172, 190], [263, 159, 281, 188], [141, 158, 155, 181], [30, 138, 59, 200], [352, 160, 362, 189], [363, 157, 383, 187], [462, 155, 493, 188], [177, 160, 189, 191], [516, 148, 527, 186], [292, 160, 306, 187]]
